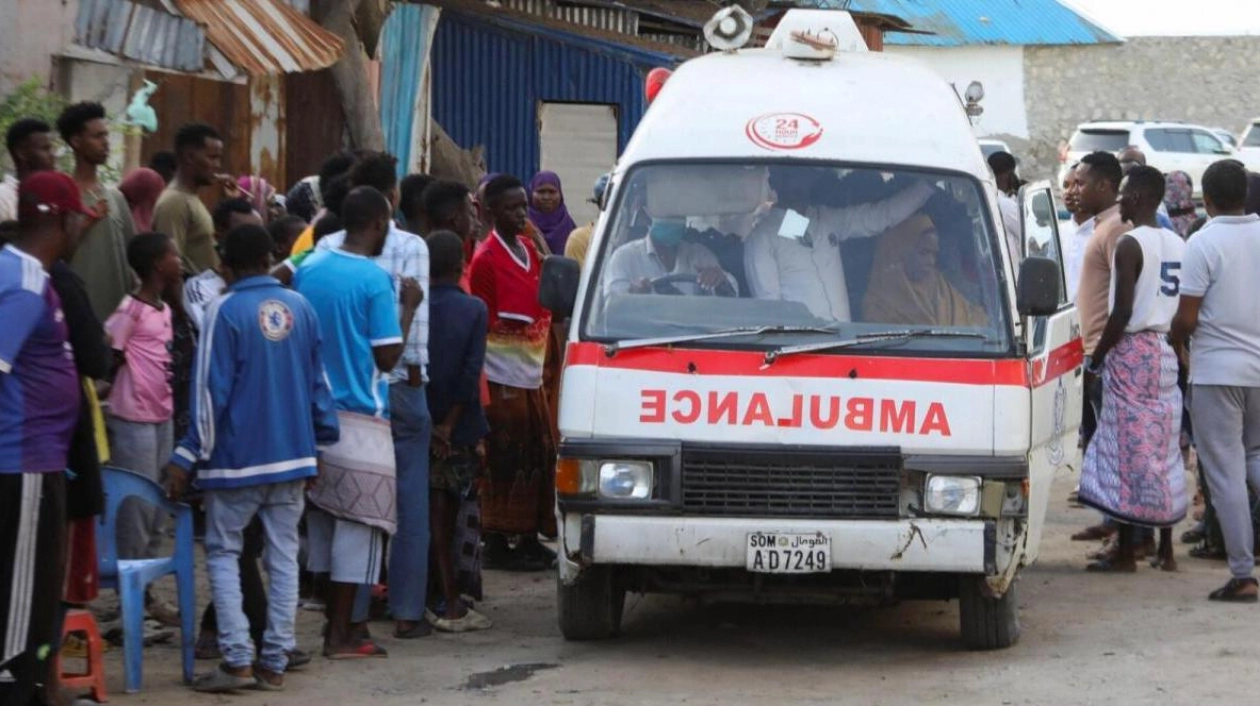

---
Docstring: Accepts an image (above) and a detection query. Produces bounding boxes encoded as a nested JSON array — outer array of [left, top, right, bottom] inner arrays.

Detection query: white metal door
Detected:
[[1020, 182, 1084, 563], [538, 102, 618, 228]]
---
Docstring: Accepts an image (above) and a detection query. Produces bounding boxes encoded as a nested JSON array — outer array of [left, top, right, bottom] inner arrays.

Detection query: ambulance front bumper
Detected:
[[563, 514, 995, 574]]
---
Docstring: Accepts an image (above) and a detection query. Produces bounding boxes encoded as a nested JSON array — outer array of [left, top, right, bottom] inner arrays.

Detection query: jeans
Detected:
[[204, 480, 304, 672], [352, 383, 431, 623], [200, 518, 267, 647], [108, 416, 173, 560]]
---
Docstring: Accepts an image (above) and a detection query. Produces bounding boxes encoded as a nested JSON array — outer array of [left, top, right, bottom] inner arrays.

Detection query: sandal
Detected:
[[287, 648, 312, 670], [191, 664, 255, 693], [1190, 544, 1227, 560], [1085, 557, 1137, 573], [251, 666, 284, 691], [324, 640, 389, 660], [433, 608, 493, 633], [1071, 524, 1116, 542], [1208, 577, 1259, 603]]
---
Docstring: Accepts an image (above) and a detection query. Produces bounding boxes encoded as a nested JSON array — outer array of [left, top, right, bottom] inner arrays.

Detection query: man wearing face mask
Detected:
[[604, 218, 735, 297]]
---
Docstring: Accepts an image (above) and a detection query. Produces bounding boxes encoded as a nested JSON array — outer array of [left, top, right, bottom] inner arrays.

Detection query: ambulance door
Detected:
[[1020, 182, 1084, 561]]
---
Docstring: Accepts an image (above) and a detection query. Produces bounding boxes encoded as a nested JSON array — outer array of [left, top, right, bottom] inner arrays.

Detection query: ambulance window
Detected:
[[581, 162, 1011, 356]]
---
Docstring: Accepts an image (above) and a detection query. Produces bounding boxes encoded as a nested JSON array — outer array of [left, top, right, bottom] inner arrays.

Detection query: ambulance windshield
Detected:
[[580, 162, 1012, 354]]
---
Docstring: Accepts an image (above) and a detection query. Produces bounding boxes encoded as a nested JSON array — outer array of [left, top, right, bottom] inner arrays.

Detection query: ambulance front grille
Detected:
[[679, 446, 902, 518]]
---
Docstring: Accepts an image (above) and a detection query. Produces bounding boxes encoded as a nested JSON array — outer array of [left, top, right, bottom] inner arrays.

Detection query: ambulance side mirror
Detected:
[[540, 255, 581, 319], [1016, 256, 1061, 317]]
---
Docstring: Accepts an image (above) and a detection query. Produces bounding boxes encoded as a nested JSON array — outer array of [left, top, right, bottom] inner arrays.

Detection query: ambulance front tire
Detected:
[[958, 575, 1020, 650], [558, 566, 625, 640]]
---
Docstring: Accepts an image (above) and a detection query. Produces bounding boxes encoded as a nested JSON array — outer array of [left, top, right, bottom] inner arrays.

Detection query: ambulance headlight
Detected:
[[924, 475, 981, 516], [598, 461, 654, 500]]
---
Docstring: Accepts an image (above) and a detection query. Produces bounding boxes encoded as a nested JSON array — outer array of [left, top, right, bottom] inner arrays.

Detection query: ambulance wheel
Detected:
[[958, 575, 1020, 650], [558, 567, 625, 640]]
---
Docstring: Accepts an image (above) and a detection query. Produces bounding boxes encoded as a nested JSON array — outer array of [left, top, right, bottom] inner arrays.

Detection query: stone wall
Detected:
[[1021, 35, 1260, 182]]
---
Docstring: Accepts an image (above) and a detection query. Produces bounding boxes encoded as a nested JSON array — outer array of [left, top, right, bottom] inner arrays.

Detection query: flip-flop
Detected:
[[1085, 558, 1137, 573], [191, 664, 255, 693], [324, 641, 388, 660], [1208, 577, 1259, 603]]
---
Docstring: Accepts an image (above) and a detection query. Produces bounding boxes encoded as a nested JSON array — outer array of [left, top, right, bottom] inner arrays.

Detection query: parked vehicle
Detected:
[[978, 138, 1012, 160], [1239, 118, 1260, 163], [541, 8, 1080, 651], [1057, 120, 1239, 197]]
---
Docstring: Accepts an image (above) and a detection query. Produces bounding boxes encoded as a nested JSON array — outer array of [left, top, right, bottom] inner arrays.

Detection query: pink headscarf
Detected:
[[119, 168, 166, 232], [237, 175, 276, 223]]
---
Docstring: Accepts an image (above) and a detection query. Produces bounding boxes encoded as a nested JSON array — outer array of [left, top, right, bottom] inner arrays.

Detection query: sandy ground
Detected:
[[102, 467, 1257, 705]]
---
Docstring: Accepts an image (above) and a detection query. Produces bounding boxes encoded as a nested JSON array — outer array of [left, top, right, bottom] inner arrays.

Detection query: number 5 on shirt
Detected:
[[1160, 261, 1181, 296]]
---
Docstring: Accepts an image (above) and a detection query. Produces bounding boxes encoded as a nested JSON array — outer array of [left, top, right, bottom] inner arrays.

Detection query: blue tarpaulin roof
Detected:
[[798, 0, 1121, 46]]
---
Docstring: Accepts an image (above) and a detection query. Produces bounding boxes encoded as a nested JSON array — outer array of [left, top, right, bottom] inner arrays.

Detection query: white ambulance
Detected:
[[539, 8, 1082, 650]]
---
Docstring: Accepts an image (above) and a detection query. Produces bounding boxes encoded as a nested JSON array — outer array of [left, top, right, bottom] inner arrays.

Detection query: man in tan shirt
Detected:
[[151, 123, 238, 275], [1071, 150, 1157, 554]]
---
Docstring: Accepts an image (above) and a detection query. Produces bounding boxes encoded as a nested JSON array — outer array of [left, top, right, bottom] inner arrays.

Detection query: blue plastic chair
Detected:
[[97, 466, 196, 693]]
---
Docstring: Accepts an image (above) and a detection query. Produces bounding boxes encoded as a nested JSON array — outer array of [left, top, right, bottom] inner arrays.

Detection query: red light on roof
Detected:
[[645, 68, 672, 104]]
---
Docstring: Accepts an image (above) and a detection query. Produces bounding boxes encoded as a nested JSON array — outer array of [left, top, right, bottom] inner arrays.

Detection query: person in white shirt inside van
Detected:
[[743, 166, 933, 321], [1171, 159, 1260, 603], [604, 218, 735, 297], [1078, 165, 1187, 574]]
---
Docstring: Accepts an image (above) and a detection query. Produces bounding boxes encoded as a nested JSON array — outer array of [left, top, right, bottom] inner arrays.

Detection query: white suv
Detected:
[[1239, 119, 1260, 163], [1057, 121, 1247, 198]]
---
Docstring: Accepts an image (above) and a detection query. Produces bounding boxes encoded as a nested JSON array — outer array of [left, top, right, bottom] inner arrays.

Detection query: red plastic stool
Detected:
[[55, 609, 108, 703]]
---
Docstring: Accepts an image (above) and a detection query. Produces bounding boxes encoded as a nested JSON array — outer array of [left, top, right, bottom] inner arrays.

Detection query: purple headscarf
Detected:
[[1162, 171, 1196, 238], [528, 171, 577, 254]]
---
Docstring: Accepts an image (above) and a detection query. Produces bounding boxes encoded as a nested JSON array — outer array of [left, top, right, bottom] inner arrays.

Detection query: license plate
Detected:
[[746, 532, 831, 574]]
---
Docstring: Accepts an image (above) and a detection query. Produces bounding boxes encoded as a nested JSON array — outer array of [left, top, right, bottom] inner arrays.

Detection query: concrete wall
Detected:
[[0, 0, 78, 94], [887, 45, 1029, 142], [1022, 36, 1260, 182]]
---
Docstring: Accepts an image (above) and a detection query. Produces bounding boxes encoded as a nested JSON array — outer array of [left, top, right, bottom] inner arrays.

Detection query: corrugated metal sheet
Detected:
[[501, 0, 639, 34], [174, 0, 345, 75], [380, 3, 441, 176], [75, 0, 205, 73], [430, 9, 676, 183], [805, 0, 1121, 46]]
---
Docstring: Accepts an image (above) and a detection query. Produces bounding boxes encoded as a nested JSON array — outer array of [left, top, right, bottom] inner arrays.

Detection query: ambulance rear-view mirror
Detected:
[[540, 255, 581, 319], [1016, 256, 1060, 317]]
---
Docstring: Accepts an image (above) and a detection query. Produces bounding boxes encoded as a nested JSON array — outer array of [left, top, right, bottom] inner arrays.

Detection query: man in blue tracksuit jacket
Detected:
[[164, 224, 338, 691]]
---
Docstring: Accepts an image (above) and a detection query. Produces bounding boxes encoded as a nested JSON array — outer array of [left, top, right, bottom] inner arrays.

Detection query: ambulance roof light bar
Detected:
[[766, 9, 869, 59]]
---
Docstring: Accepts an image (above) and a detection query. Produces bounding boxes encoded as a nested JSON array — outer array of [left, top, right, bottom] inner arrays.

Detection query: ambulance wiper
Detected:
[[605, 325, 840, 356], [762, 329, 990, 366]]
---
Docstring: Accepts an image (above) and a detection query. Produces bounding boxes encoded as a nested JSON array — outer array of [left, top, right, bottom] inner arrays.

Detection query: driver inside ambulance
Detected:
[[603, 218, 735, 297], [743, 167, 935, 321]]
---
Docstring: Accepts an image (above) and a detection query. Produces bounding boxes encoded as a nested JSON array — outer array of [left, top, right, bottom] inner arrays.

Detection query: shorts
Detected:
[[304, 507, 384, 585], [430, 448, 478, 494]]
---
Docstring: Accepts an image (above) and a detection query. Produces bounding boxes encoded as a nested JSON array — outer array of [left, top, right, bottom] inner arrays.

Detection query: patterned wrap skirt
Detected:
[[1079, 331, 1188, 527], [480, 383, 558, 537]]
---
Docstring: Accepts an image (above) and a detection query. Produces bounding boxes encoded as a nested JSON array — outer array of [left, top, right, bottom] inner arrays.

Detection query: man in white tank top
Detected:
[[1078, 166, 1187, 573]]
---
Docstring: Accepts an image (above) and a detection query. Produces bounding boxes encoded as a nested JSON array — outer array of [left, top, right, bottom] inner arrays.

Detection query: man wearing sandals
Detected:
[[1172, 159, 1260, 603]]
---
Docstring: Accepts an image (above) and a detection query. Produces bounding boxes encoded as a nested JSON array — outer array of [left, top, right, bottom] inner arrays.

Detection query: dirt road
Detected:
[[111, 469, 1253, 705]]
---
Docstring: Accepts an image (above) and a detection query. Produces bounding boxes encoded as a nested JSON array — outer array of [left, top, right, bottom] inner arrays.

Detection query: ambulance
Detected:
[[539, 8, 1082, 650]]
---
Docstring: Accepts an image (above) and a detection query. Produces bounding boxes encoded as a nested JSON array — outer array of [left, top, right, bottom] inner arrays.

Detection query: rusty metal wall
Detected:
[[140, 70, 252, 181], [284, 69, 346, 187], [249, 74, 286, 188]]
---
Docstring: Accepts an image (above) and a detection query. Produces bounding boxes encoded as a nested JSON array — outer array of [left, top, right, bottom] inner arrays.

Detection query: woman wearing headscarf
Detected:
[[237, 175, 282, 223], [119, 167, 166, 232], [1162, 171, 1197, 238], [862, 213, 988, 328], [528, 171, 577, 255]]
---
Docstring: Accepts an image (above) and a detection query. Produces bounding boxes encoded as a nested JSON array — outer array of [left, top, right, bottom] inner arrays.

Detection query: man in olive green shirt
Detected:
[[58, 102, 136, 321], [152, 123, 237, 275]]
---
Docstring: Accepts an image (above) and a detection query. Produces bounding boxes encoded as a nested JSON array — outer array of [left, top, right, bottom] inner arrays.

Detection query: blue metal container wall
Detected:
[[430, 11, 663, 182]]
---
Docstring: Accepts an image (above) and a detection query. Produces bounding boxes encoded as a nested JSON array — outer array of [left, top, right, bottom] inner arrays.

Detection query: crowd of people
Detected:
[[1033, 145, 1260, 600], [0, 104, 591, 701], [5, 97, 1260, 703]]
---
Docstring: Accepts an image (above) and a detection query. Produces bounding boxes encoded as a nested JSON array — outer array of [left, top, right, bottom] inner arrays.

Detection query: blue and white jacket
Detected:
[[170, 275, 339, 489]]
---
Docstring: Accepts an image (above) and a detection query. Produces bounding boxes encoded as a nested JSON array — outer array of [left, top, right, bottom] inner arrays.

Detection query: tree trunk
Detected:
[[429, 120, 485, 188], [312, 0, 385, 151]]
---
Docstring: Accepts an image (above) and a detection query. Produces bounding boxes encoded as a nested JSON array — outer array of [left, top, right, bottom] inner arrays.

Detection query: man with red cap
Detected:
[[0, 171, 90, 704]]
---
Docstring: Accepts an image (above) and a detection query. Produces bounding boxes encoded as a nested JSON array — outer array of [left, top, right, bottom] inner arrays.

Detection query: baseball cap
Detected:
[[18, 171, 94, 221]]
